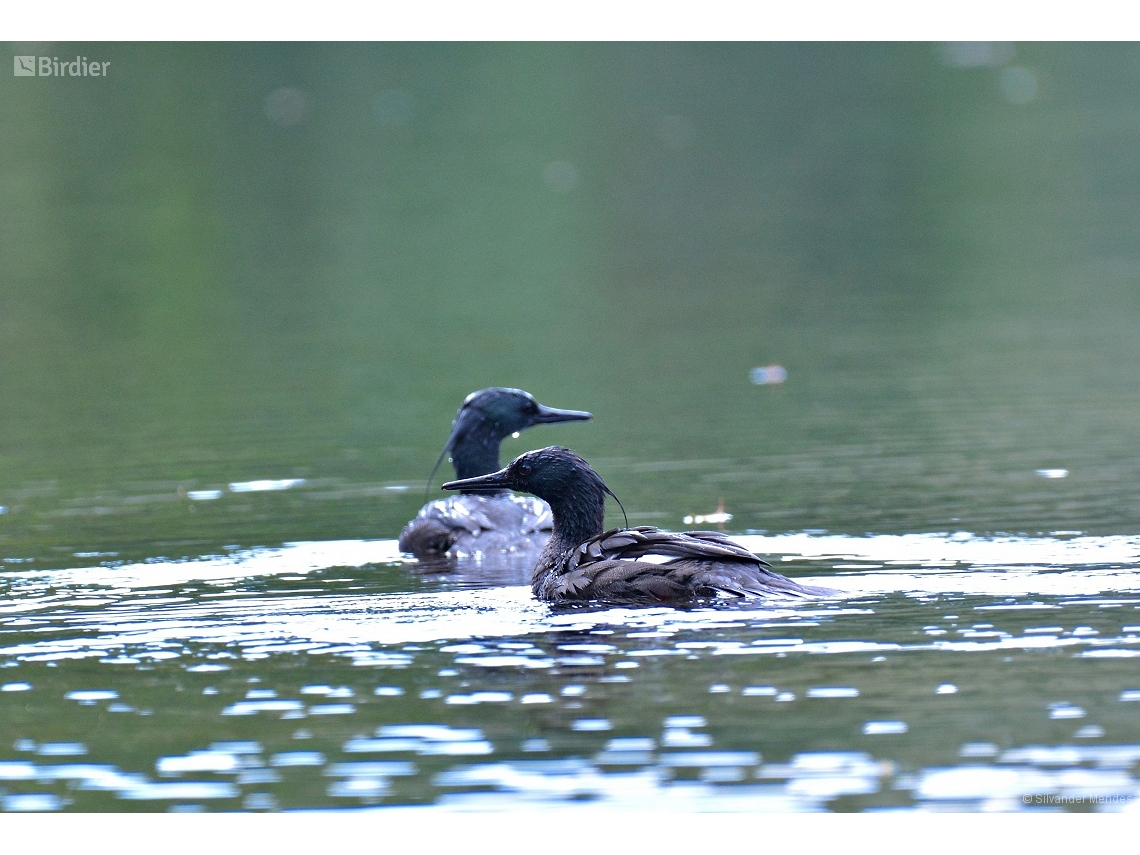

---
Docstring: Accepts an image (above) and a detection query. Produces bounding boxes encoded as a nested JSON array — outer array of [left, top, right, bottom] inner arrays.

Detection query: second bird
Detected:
[[398, 388, 592, 558]]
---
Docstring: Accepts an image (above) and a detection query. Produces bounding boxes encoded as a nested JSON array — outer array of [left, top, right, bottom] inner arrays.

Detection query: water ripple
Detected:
[[2, 532, 1140, 812]]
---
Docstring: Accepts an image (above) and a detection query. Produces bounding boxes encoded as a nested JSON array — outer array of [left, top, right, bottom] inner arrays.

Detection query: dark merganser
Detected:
[[443, 446, 834, 604], [398, 390, 591, 558]]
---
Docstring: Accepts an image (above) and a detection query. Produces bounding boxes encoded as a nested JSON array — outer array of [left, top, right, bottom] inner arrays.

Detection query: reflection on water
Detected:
[[2, 533, 1140, 811]]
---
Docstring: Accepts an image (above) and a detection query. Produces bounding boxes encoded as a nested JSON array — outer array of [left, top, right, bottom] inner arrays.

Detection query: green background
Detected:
[[3, 42, 1140, 563]]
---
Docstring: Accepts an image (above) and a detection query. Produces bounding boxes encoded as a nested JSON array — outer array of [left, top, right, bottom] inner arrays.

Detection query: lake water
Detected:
[[3, 42, 1140, 813], [3, 532, 1140, 812]]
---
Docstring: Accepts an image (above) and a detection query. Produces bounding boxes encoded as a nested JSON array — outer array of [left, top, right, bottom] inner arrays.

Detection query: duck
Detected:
[[442, 445, 834, 604], [398, 390, 592, 558]]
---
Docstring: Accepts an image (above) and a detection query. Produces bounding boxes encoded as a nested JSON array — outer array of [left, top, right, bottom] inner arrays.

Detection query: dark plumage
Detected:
[[398, 390, 592, 558], [442, 446, 835, 604]]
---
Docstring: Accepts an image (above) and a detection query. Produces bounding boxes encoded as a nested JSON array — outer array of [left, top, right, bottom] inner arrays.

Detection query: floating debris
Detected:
[[228, 479, 306, 493], [683, 498, 732, 527], [750, 365, 787, 385], [863, 721, 908, 735]]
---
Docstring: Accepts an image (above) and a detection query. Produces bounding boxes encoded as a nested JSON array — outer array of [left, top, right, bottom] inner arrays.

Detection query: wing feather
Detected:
[[537, 526, 833, 603]]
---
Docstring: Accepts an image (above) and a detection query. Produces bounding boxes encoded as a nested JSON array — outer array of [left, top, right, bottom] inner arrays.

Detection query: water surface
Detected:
[[3, 532, 1140, 812]]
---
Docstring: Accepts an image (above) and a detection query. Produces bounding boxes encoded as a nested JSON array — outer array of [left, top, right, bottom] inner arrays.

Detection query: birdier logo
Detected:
[[13, 55, 110, 77]]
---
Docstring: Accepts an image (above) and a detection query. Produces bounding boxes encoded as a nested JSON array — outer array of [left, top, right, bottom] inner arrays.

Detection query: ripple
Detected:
[[3, 532, 1140, 812], [3, 533, 1140, 667]]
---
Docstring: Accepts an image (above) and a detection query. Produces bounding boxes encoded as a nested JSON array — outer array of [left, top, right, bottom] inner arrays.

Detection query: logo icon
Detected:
[[14, 56, 35, 76]]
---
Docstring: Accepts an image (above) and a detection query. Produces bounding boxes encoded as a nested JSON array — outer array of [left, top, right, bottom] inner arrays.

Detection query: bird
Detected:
[[442, 445, 835, 604], [398, 390, 592, 558]]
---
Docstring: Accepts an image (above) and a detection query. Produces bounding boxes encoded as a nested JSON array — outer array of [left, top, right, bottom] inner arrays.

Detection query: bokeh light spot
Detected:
[[264, 88, 308, 126], [373, 89, 416, 126], [543, 161, 579, 193], [656, 114, 696, 150], [1000, 67, 1039, 105], [937, 42, 1015, 68]]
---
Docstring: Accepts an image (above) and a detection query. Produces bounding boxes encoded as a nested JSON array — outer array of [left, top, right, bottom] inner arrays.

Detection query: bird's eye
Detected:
[[518, 462, 533, 476]]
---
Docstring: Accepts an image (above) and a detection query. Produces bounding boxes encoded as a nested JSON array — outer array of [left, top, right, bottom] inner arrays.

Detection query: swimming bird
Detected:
[[442, 446, 834, 604], [398, 390, 592, 558]]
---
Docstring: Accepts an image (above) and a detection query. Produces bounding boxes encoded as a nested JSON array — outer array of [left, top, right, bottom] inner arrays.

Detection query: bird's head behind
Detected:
[[426, 389, 592, 489], [452, 388, 592, 445]]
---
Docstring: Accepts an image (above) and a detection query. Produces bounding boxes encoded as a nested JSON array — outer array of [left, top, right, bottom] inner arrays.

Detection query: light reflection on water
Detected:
[[2, 532, 1140, 812]]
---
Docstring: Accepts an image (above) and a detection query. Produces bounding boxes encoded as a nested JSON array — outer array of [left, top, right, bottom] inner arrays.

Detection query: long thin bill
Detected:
[[532, 405, 592, 424], [441, 470, 510, 492]]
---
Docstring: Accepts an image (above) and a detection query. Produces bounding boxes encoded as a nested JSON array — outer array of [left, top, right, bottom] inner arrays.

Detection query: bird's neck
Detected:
[[543, 484, 608, 556], [450, 432, 506, 490], [531, 471, 609, 593]]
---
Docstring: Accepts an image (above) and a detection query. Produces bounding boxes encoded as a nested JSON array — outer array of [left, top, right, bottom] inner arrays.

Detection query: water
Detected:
[[5, 42, 1140, 812], [2, 534, 1140, 812]]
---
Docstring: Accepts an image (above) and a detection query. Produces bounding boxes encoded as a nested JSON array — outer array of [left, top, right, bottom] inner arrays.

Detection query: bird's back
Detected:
[[534, 526, 831, 603], [399, 492, 554, 558]]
